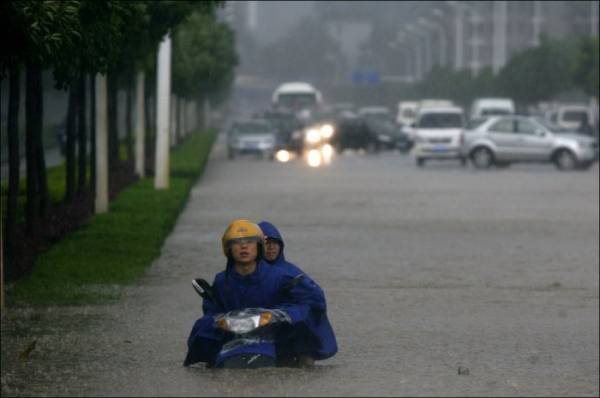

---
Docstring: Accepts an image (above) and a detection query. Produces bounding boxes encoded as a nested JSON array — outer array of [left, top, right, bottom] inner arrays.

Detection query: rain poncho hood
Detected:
[[184, 260, 326, 367], [258, 221, 338, 360]]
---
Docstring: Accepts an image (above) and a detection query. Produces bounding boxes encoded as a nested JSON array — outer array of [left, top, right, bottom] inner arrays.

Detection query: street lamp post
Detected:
[[467, 4, 483, 76], [419, 13, 448, 68], [492, 0, 507, 74], [446, 1, 466, 71], [394, 32, 419, 81], [405, 24, 430, 79]]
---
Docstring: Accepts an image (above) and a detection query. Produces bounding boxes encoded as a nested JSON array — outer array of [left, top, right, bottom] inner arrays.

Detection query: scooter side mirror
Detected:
[[192, 278, 224, 310]]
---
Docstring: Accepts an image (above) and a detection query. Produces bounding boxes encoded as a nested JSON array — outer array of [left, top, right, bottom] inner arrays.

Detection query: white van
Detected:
[[548, 104, 594, 131], [396, 101, 419, 126], [412, 106, 466, 167], [470, 98, 515, 119]]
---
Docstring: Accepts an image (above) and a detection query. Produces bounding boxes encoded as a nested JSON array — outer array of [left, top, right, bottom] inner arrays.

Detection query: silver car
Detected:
[[462, 115, 598, 170], [227, 119, 277, 160]]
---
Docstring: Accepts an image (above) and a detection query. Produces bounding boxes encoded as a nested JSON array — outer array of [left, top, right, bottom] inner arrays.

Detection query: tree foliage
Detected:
[[172, 11, 238, 100], [572, 36, 599, 99], [496, 36, 578, 104]]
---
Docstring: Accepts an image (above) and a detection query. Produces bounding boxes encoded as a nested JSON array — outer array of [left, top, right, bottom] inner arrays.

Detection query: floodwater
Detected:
[[2, 133, 599, 396]]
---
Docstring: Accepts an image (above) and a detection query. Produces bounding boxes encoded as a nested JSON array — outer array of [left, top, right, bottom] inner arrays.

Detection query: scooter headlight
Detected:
[[216, 311, 274, 334]]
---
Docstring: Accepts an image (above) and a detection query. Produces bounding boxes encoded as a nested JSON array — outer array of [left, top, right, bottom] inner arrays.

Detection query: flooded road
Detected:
[[2, 133, 599, 396]]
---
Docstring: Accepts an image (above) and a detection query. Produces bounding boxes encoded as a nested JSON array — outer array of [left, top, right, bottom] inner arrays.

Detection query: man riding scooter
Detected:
[[183, 219, 327, 368]]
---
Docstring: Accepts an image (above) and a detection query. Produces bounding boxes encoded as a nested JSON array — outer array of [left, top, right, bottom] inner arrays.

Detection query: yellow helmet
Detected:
[[221, 219, 265, 257]]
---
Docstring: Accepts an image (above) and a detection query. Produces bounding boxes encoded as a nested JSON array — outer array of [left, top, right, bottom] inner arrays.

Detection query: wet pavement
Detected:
[[2, 133, 599, 396]]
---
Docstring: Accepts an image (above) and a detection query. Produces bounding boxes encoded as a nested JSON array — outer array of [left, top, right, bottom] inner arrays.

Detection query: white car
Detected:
[[412, 106, 466, 167]]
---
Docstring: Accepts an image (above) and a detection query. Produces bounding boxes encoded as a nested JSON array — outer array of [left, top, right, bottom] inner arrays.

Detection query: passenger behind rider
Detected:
[[259, 221, 338, 366], [184, 219, 326, 368]]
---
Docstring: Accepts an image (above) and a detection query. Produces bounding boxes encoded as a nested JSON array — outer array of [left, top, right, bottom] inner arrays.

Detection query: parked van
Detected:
[[470, 98, 515, 119], [548, 104, 594, 132]]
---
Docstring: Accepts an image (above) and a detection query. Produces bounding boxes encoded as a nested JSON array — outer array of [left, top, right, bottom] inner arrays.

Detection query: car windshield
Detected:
[[276, 93, 317, 109], [481, 108, 512, 116], [563, 111, 586, 122], [419, 113, 463, 128], [232, 122, 271, 135]]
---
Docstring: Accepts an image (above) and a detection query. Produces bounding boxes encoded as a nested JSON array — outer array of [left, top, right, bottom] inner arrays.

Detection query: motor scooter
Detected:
[[191, 275, 304, 368]]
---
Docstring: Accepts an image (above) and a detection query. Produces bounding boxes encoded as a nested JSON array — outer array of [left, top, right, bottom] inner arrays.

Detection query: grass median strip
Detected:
[[7, 130, 215, 306]]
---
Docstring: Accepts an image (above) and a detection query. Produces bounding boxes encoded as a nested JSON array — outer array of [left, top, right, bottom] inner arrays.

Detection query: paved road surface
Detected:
[[2, 133, 598, 396]]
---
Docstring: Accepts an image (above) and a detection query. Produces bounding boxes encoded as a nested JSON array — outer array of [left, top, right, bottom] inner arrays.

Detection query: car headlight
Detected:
[[320, 124, 335, 139], [305, 129, 321, 144]]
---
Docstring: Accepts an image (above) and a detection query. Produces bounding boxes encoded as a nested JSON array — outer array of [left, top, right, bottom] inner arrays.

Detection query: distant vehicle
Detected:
[[357, 106, 391, 120], [272, 82, 322, 122], [402, 99, 455, 141], [418, 99, 454, 111], [396, 101, 419, 127], [258, 110, 304, 154], [470, 98, 515, 119], [331, 113, 379, 153], [412, 106, 466, 167], [547, 104, 594, 132], [462, 115, 599, 170], [227, 119, 277, 160], [359, 109, 412, 152]]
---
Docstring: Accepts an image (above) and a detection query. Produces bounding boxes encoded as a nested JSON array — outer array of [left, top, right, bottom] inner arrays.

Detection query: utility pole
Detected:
[[95, 74, 108, 214], [155, 32, 172, 190]]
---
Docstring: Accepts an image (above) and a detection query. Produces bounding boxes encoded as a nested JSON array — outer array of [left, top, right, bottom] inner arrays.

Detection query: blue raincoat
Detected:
[[184, 259, 324, 367], [258, 221, 338, 360]]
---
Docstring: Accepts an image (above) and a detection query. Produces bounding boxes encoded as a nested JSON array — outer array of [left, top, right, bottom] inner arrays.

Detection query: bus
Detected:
[[272, 82, 322, 121]]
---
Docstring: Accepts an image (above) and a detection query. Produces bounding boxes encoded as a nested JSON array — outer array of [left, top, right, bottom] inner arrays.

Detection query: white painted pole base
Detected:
[[135, 72, 145, 178], [155, 33, 172, 190], [95, 73, 109, 214]]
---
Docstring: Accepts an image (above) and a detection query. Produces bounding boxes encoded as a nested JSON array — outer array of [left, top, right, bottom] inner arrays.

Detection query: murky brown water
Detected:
[[2, 134, 598, 396]]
